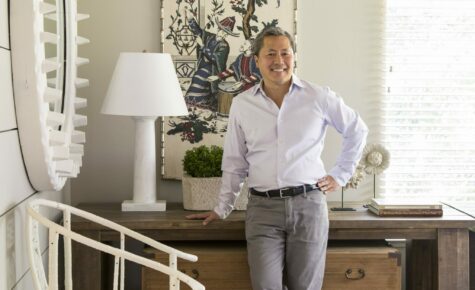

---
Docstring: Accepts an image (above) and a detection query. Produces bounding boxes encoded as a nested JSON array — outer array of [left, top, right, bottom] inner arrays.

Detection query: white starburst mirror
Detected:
[[10, 0, 89, 190]]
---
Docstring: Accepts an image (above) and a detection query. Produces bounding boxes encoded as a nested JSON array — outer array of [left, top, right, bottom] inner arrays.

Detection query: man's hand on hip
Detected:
[[317, 175, 340, 194], [186, 211, 220, 226]]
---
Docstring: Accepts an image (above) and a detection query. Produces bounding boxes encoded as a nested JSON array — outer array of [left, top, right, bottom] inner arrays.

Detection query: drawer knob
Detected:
[[345, 268, 365, 280]]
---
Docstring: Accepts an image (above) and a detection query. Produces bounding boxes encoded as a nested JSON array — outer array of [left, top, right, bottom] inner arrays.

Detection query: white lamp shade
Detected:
[[101, 53, 188, 117]]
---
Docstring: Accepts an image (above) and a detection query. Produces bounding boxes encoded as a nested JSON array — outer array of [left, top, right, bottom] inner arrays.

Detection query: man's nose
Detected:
[[273, 54, 284, 63]]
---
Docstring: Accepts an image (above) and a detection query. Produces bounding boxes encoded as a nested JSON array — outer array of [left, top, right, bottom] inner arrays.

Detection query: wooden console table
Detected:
[[71, 203, 474, 290]]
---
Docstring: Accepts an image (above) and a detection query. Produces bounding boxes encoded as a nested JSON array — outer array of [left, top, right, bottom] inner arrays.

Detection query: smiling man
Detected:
[[187, 26, 368, 290]]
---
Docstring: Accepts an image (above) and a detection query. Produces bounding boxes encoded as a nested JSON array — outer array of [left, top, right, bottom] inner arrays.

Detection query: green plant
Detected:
[[183, 145, 223, 177]]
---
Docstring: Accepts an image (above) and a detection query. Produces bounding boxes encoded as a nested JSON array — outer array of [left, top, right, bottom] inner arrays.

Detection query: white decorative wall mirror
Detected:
[[10, 0, 89, 191]]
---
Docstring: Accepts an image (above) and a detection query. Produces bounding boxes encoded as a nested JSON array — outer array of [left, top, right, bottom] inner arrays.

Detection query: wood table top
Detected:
[[71, 202, 475, 231]]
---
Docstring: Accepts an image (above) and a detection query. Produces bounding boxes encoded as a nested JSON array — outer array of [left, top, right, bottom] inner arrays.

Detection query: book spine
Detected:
[[377, 209, 443, 217], [373, 205, 441, 210]]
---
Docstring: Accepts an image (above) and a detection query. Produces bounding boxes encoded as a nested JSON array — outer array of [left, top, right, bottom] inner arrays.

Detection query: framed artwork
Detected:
[[161, 0, 297, 179]]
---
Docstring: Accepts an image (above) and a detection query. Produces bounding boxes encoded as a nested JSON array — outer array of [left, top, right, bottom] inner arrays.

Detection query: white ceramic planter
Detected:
[[182, 175, 248, 211]]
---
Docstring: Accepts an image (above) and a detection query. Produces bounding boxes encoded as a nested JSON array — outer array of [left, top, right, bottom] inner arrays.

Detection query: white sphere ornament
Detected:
[[361, 144, 390, 175]]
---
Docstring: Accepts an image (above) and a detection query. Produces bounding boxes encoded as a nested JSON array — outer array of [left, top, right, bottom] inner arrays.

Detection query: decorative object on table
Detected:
[[360, 143, 391, 198], [10, 0, 89, 190], [102, 53, 188, 211], [331, 164, 366, 211], [345, 164, 367, 190], [160, 0, 298, 180], [182, 145, 248, 210], [368, 198, 443, 217], [331, 143, 390, 211]]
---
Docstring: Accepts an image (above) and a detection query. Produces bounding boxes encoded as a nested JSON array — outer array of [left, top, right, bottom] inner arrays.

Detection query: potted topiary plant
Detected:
[[182, 145, 248, 210]]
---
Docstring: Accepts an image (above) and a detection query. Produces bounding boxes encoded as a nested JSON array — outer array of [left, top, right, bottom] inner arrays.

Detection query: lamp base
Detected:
[[121, 200, 166, 211]]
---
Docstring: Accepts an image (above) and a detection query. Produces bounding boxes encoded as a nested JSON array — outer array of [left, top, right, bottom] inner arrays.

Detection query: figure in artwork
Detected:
[[207, 38, 262, 94], [184, 13, 239, 111], [163, 0, 292, 160]]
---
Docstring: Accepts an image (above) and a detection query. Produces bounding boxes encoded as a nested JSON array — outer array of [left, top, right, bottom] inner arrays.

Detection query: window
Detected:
[[380, 0, 475, 201]]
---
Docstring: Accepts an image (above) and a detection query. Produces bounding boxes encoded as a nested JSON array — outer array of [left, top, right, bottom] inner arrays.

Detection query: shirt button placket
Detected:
[[276, 114, 284, 187]]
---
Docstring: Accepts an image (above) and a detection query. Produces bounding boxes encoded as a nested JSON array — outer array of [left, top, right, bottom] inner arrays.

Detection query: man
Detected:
[[187, 27, 368, 290], [184, 16, 239, 111]]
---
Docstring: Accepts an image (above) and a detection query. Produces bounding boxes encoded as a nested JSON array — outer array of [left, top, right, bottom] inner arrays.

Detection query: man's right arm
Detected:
[[187, 100, 249, 224], [215, 100, 249, 219]]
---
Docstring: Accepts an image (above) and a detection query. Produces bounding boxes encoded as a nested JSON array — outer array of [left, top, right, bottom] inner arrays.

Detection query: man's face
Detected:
[[254, 35, 294, 87]]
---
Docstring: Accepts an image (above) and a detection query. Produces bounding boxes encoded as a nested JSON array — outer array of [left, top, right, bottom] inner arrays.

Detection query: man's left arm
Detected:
[[324, 88, 369, 187]]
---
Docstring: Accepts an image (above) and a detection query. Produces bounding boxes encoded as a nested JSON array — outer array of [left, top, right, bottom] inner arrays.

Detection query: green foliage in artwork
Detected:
[[183, 145, 223, 178], [206, 0, 225, 29], [256, 0, 268, 7], [232, 6, 247, 15], [262, 19, 279, 28]]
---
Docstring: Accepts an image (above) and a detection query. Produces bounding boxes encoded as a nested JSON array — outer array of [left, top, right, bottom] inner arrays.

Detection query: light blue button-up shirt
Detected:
[[214, 75, 368, 218]]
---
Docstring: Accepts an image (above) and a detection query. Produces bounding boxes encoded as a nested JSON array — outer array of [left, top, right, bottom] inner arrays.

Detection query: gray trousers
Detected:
[[245, 189, 329, 290]]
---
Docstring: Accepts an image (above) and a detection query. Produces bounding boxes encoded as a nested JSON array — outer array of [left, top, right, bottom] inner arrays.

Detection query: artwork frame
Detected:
[[160, 0, 298, 180]]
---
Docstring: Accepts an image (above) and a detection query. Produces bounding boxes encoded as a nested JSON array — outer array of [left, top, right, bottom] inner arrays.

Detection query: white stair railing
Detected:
[[26, 199, 205, 290]]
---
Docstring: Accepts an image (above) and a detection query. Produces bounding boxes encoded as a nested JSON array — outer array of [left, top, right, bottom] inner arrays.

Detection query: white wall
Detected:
[[1, 0, 69, 288], [71, 0, 168, 204], [72, 0, 384, 204]]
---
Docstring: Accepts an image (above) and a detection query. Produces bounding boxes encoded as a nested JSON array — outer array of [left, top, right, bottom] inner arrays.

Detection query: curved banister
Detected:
[[26, 198, 205, 290]]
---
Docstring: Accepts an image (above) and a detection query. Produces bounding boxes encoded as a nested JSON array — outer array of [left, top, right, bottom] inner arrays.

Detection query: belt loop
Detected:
[[303, 185, 307, 197], [265, 191, 270, 198], [248, 189, 251, 198]]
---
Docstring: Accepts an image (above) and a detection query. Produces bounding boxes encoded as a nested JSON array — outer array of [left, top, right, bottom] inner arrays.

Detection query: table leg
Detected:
[[437, 228, 469, 290], [72, 230, 102, 290], [406, 239, 437, 290], [470, 230, 475, 290]]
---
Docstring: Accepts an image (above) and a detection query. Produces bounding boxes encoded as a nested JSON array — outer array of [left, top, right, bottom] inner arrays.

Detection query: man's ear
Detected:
[[254, 55, 259, 65]]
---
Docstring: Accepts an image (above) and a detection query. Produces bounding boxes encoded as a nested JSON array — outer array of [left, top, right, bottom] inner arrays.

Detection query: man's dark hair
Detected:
[[252, 26, 296, 56]]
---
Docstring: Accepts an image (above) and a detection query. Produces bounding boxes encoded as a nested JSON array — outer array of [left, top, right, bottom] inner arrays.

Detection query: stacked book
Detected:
[[368, 198, 443, 217]]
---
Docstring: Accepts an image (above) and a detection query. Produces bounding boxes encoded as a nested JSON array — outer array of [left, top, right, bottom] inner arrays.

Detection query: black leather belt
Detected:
[[250, 184, 320, 198]]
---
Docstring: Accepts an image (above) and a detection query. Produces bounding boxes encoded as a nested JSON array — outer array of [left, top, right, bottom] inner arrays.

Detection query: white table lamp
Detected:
[[102, 53, 188, 211]]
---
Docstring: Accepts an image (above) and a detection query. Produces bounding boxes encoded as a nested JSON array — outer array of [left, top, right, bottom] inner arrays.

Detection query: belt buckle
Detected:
[[279, 187, 290, 198]]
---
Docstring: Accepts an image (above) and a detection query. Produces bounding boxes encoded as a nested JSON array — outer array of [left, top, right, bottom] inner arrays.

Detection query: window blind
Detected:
[[380, 0, 475, 201]]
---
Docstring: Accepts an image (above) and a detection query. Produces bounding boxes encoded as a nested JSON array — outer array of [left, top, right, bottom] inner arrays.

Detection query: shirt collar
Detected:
[[252, 74, 305, 97]]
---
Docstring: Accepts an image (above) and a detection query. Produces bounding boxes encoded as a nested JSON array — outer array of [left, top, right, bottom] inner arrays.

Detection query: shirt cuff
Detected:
[[213, 171, 246, 219], [328, 167, 351, 187], [213, 204, 233, 219]]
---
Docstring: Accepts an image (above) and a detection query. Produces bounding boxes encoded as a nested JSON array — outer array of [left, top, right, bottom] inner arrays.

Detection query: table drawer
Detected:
[[142, 242, 251, 290], [323, 246, 401, 290], [142, 243, 401, 290]]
